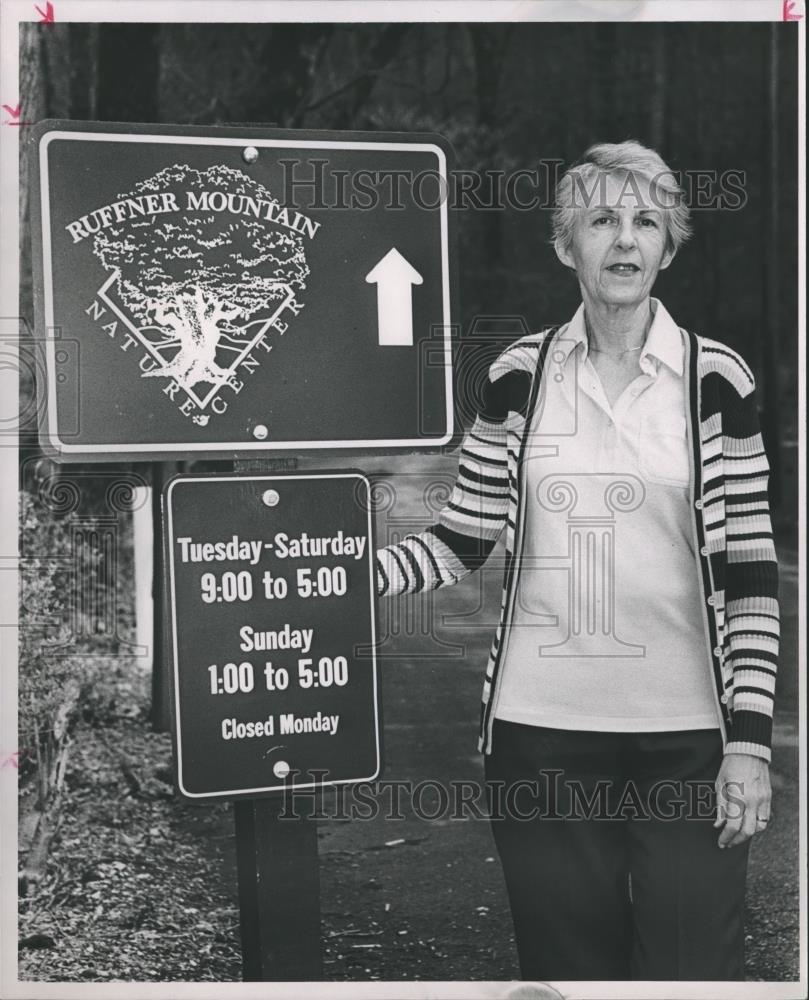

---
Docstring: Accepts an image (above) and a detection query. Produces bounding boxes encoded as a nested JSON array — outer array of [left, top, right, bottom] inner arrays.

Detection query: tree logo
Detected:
[[79, 164, 319, 426]]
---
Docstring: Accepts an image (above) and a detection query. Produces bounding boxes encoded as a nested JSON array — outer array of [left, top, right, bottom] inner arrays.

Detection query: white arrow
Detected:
[[365, 247, 423, 347]]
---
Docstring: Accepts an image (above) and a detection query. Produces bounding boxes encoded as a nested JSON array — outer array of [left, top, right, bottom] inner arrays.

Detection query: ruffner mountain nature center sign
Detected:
[[31, 121, 456, 459]]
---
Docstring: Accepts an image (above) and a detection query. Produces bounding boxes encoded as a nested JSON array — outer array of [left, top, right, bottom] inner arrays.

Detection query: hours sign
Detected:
[[165, 471, 380, 799], [31, 120, 456, 460]]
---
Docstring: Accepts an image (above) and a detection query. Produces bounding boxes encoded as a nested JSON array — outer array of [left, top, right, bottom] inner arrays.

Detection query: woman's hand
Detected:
[[714, 752, 772, 848]]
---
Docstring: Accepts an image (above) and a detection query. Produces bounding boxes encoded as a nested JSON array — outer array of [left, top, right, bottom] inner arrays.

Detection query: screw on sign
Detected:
[[164, 471, 379, 980]]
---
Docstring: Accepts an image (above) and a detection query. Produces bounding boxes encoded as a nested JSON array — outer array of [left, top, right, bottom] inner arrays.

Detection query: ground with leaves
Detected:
[[18, 722, 242, 982], [16, 712, 519, 984]]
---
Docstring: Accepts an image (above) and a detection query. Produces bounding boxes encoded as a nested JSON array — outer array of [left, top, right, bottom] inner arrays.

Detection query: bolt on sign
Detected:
[[164, 472, 380, 798], [30, 121, 456, 460]]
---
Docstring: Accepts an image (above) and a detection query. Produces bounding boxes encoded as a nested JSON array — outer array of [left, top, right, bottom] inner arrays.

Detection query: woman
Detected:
[[376, 141, 779, 981]]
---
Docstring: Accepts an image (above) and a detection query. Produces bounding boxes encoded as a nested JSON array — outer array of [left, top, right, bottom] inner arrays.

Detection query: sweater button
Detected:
[[700, 546, 709, 556], [707, 596, 715, 607], [695, 498, 704, 510], [714, 646, 722, 657], [720, 693, 729, 704]]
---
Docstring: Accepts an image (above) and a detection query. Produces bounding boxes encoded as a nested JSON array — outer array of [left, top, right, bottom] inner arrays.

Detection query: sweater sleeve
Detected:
[[720, 379, 780, 761], [376, 365, 531, 598]]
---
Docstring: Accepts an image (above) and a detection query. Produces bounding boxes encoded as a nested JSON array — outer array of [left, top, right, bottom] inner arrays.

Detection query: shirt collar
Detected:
[[641, 299, 684, 376], [554, 302, 588, 363], [554, 298, 684, 376]]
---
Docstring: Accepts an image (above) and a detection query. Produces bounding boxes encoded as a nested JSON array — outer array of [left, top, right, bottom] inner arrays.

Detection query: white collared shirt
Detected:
[[494, 299, 719, 732]]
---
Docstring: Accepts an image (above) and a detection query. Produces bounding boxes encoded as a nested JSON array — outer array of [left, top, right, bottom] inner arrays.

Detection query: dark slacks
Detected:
[[485, 721, 750, 981]]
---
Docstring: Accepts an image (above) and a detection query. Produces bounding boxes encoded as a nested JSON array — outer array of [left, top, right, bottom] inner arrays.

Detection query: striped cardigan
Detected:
[[377, 324, 780, 761]]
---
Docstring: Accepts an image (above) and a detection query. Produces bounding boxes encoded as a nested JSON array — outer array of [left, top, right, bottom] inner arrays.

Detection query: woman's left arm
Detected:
[[721, 375, 780, 757], [714, 374, 779, 846]]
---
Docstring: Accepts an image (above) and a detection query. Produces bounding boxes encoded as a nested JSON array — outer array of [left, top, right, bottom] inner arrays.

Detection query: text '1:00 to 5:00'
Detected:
[[207, 657, 350, 694]]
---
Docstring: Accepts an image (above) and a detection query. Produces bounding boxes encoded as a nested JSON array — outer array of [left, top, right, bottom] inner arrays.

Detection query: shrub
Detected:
[[18, 484, 145, 864]]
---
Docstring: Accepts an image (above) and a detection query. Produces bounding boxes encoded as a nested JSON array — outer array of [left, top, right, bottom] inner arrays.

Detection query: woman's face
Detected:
[[555, 170, 674, 309]]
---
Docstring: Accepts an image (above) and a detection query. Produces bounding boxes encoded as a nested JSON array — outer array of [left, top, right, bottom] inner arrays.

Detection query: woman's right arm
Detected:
[[376, 361, 531, 598]]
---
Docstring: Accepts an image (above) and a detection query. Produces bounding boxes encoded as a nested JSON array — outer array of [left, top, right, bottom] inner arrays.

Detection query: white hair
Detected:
[[551, 140, 692, 255]]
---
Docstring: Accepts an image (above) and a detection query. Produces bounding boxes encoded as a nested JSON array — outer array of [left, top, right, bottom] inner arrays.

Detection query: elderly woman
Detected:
[[376, 141, 779, 981]]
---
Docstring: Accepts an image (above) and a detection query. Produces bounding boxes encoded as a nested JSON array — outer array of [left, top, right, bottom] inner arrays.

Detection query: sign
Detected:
[[164, 472, 380, 799], [31, 120, 456, 460]]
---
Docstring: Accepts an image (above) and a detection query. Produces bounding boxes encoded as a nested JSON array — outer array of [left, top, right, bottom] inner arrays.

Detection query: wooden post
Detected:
[[761, 24, 782, 506], [131, 478, 154, 679], [234, 795, 322, 981], [150, 462, 172, 732]]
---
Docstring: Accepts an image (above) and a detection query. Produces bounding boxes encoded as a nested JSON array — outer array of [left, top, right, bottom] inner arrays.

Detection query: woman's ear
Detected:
[[659, 245, 676, 271], [554, 237, 576, 271]]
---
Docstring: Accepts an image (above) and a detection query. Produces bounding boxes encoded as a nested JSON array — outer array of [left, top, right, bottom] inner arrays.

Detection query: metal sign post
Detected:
[[234, 796, 322, 981]]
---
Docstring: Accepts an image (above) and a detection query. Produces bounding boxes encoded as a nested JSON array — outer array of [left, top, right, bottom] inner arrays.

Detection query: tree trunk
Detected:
[[243, 25, 336, 127], [340, 25, 411, 127], [760, 25, 782, 506], [19, 25, 45, 330], [69, 24, 99, 119], [19, 685, 80, 886], [648, 24, 668, 150], [468, 25, 512, 303], [96, 24, 160, 122]]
